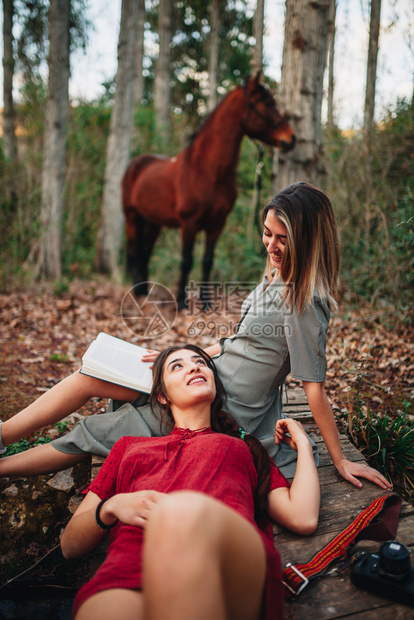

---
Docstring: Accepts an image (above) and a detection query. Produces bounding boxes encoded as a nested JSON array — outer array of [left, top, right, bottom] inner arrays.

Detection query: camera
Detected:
[[351, 541, 414, 608]]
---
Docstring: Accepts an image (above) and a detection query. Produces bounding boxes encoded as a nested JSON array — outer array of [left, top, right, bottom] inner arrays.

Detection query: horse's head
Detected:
[[241, 73, 295, 152]]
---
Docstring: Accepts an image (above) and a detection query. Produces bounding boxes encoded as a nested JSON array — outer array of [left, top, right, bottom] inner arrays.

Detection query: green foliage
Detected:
[[53, 278, 70, 297], [61, 102, 111, 276], [4, 439, 32, 455], [325, 99, 414, 315], [4, 420, 71, 456], [55, 420, 71, 433], [344, 359, 414, 497], [145, 0, 254, 117], [4, 435, 51, 456], [49, 353, 70, 363], [15, 0, 90, 78]]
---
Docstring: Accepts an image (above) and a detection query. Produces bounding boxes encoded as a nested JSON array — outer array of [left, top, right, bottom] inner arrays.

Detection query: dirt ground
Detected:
[[1, 279, 412, 433]]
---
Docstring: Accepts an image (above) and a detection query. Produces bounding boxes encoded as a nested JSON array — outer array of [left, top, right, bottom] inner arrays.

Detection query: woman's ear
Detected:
[[157, 392, 168, 405]]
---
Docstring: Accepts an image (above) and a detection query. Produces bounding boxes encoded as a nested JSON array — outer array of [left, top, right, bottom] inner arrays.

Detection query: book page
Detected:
[[81, 333, 153, 392]]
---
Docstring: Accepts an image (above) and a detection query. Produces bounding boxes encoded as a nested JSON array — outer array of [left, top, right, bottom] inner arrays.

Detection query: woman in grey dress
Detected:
[[0, 183, 391, 489]]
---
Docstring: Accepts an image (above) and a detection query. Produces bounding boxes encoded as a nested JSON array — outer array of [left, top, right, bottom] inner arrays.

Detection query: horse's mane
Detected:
[[186, 80, 276, 152], [186, 86, 240, 148]]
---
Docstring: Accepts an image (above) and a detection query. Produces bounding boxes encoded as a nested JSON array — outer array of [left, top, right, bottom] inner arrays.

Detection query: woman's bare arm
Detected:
[[1, 370, 140, 448], [303, 381, 391, 490], [267, 419, 320, 535], [61, 489, 167, 559]]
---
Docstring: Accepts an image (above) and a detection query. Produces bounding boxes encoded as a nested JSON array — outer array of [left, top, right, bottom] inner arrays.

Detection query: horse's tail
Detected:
[[122, 155, 164, 213]]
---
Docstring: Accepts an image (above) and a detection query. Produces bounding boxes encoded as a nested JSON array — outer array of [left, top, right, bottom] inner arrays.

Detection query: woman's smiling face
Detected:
[[262, 211, 287, 270], [160, 349, 216, 413]]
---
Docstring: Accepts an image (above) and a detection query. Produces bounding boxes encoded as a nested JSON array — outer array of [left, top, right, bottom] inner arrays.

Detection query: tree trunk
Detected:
[[134, 0, 145, 105], [327, 0, 336, 127], [273, 0, 332, 194], [207, 0, 220, 111], [154, 0, 172, 141], [95, 0, 140, 277], [251, 0, 265, 74], [364, 0, 381, 137], [37, 0, 70, 279], [2, 0, 17, 162]]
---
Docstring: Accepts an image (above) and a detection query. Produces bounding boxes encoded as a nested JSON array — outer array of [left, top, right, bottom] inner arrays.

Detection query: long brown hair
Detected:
[[150, 344, 272, 527], [263, 182, 340, 312]]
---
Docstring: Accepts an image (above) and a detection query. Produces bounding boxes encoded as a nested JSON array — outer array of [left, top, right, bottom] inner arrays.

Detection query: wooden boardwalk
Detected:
[[279, 387, 414, 619], [90, 388, 414, 619]]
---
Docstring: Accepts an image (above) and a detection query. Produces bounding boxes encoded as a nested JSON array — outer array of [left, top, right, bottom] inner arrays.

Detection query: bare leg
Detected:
[[1, 370, 140, 448], [0, 443, 87, 477], [143, 491, 267, 620], [75, 588, 144, 620]]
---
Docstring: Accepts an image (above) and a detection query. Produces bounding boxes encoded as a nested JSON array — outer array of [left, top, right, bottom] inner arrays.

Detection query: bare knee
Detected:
[[144, 491, 221, 567], [74, 370, 103, 399], [147, 491, 217, 542], [143, 492, 222, 595]]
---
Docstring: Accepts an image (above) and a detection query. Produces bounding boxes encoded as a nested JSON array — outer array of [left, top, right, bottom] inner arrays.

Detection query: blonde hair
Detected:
[[263, 182, 340, 312]]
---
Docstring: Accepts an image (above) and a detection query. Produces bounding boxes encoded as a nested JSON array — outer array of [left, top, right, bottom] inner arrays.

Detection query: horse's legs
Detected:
[[134, 216, 161, 297], [177, 225, 222, 310], [200, 227, 224, 309], [177, 231, 196, 310]]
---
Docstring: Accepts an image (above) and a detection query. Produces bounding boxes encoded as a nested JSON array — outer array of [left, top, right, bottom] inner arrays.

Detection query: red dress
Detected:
[[73, 428, 290, 619]]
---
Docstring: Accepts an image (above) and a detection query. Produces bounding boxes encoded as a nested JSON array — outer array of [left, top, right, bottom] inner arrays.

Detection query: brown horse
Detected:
[[123, 73, 295, 309]]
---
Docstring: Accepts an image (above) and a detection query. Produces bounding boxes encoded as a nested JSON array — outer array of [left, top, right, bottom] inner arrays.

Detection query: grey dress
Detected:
[[52, 275, 329, 477]]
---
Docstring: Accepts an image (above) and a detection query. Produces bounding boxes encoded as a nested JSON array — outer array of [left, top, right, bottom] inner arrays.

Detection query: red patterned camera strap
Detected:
[[283, 493, 402, 599]]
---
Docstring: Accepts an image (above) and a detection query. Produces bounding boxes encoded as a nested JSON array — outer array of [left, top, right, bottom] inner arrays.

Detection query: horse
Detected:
[[122, 72, 295, 310]]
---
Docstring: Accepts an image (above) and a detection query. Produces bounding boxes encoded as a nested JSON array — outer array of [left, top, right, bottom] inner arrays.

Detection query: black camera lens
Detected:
[[379, 541, 411, 581]]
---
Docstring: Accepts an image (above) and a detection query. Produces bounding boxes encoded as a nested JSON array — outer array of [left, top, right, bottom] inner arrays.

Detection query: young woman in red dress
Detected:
[[61, 344, 320, 620]]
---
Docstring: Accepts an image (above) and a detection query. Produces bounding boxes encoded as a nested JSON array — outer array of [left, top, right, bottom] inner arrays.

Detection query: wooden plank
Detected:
[[283, 387, 309, 405], [283, 565, 414, 620], [284, 411, 315, 422], [277, 386, 414, 619], [335, 607, 413, 620], [282, 405, 311, 413], [281, 514, 414, 619]]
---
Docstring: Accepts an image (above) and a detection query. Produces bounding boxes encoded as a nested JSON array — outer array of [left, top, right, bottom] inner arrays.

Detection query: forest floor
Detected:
[[1, 278, 412, 437], [0, 278, 413, 600]]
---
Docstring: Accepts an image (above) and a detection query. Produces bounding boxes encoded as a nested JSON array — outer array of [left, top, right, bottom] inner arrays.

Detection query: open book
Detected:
[[80, 332, 153, 393]]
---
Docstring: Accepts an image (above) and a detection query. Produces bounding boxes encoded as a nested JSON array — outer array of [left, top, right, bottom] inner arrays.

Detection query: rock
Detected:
[[46, 428, 60, 439], [68, 495, 83, 514], [0, 460, 91, 581], [3, 484, 19, 497], [10, 509, 25, 528], [46, 468, 74, 493]]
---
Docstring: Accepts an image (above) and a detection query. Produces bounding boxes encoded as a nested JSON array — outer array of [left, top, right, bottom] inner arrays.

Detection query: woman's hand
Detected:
[[141, 350, 160, 368], [274, 418, 312, 453], [103, 490, 166, 528], [334, 458, 392, 490]]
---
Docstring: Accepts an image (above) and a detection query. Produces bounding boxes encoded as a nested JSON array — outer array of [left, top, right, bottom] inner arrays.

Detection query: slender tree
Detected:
[[37, 0, 70, 279], [207, 0, 220, 111], [273, 0, 332, 193], [134, 0, 145, 106], [154, 0, 172, 141], [2, 0, 17, 162], [327, 0, 336, 127], [95, 0, 140, 277], [251, 0, 264, 74], [364, 0, 382, 137]]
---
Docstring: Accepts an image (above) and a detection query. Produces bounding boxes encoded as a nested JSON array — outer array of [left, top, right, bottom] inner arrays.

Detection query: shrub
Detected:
[[345, 360, 414, 499]]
